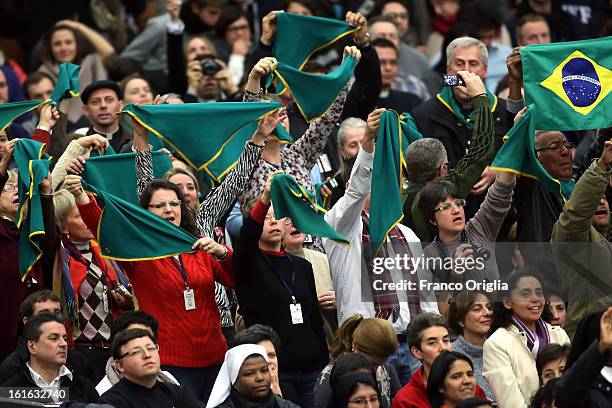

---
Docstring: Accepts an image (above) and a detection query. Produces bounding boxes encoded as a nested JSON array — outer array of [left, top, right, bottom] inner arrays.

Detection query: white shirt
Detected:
[[27, 363, 73, 402], [323, 148, 438, 333]]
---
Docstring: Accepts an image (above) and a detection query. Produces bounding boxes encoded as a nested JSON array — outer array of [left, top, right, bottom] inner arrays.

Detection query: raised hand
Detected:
[[252, 108, 287, 146]]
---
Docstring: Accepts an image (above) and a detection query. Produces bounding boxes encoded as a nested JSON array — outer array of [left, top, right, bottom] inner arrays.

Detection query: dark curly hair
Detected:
[[139, 179, 197, 236]]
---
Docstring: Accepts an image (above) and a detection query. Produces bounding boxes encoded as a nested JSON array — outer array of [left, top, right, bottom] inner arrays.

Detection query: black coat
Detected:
[[216, 389, 300, 408], [98, 377, 204, 408]]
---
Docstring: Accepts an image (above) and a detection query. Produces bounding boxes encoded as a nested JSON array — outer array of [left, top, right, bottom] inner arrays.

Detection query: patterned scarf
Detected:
[[511, 315, 551, 358], [361, 213, 422, 321], [437, 86, 496, 130]]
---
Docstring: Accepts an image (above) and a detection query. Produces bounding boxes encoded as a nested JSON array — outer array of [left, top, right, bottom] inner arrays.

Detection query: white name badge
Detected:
[[290, 303, 304, 325], [184, 289, 196, 311]]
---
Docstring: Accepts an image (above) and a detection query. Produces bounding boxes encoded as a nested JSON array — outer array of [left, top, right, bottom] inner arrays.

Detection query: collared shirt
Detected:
[[27, 363, 73, 402]]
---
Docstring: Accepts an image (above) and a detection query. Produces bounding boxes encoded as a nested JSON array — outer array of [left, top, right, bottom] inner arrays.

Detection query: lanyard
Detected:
[[171, 256, 190, 289], [262, 253, 297, 304]]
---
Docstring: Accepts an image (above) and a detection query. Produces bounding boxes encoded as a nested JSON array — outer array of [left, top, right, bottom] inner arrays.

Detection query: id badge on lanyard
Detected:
[[289, 296, 303, 325], [172, 256, 196, 311]]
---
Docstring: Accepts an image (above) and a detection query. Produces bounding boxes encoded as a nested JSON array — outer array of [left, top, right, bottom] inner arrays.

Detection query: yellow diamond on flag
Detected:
[[540, 50, 611, 116]]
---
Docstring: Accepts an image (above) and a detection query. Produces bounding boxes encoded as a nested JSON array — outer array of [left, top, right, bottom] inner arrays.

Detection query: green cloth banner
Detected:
[[121, 102, 286, 181], [84, 183, 197, 261], [270, 173, 349, 245], [0, 100, 46, 133], [267, 55, 356, 122], [437, 87, 497, 130], [490, 104, 575, 200], [520, 36, 612, 130], [272, 13, 357, 70], [82, 151, 172, 205], [50, 62, 80, 103], [370, 111, 423, 250], [13, 139, 51, 279]]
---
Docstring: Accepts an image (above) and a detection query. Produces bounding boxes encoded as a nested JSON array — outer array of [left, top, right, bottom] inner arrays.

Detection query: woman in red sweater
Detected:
[[72, 174, 232, 401]]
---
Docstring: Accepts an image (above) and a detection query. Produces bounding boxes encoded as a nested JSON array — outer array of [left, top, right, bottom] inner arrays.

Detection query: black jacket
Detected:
[[377, 89, 422, 116], [232, 213, 329, 372], [216, 388, 300, 408], [85, 124, 133, 154], [99, 377, 204, 408], [410, 94, 512, 167], [1, 362, 98, 404]]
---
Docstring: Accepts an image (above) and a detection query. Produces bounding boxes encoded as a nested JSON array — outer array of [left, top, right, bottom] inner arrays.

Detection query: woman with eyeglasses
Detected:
[[418, 167, 517, 297], [483, 268, 570, 407], [329, 354, 381, 408], [213, 6, 253, 85]]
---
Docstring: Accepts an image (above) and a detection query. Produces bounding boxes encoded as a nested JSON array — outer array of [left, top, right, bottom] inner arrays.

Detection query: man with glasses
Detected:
[[99, 328, 204, 407]]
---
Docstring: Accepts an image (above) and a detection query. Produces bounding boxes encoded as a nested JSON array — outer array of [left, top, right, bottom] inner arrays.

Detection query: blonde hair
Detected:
[[53, 189, 76, 227], [330, 314, 399, 359], [7, 169, 17, 185]]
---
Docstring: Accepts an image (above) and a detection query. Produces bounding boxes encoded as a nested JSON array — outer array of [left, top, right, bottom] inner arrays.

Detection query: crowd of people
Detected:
[[0, 0, 611, 407]]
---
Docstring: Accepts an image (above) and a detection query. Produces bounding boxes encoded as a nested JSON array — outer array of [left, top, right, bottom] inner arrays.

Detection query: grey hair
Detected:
[[446, 37, 488, 66], [337, 117, 367, 147], [53, 189, 76, 227], [404, 138, 448, 184], [534, 130, 565, 151]]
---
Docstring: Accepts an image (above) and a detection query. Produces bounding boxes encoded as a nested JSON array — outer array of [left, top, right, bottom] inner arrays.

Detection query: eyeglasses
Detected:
[[148, 200, 181, 209], [434, 198, 466, 213], [348, 396, 380, 406], [264, 216, 293, 225], [535, 141, 575, 153], [384, 12, 408, 20], [118, 343, 159, 360], [3, 184, 17, 193], [227, 24, 250, 32]]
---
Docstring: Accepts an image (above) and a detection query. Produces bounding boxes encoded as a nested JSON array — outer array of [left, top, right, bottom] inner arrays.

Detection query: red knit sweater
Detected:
[[78, 195, 233, 368]]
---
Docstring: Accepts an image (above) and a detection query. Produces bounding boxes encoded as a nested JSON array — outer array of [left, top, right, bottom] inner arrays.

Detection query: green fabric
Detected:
[[84, 183, 197, 261], [204, 118, 293, 187], [520, 37, 611, 131], [88, 144, 117, 157], [437, 87, 496, 130], [267, 56, 356, 122], [121, 102, 282, 173], [0, 100, 46, 133], [50, 62, 80, 104], [370, 111, 423, 249], [13, 139, 51, 279], [490, 104, 575, 201], [270, 173, 348, 244], [82, 151, 172, 205], [272, 13, 357, 70]]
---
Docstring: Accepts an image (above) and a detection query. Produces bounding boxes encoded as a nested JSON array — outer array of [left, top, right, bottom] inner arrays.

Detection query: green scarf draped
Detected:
[[83, 183, 197, 261], [121, 102, 289, 183], [272, 13, 357, 70], [370, 111, 423, 250], [266, 56, 356, 122], [0, 100, 47, 133], [14, 139, 51, 279], [520, 37, 612, 131], [490, 104, 575, 201], [270, 173, 349, 245], [50, 62, 80, 103], [437, 86, 497, 130], [82, 151, 172, 205]]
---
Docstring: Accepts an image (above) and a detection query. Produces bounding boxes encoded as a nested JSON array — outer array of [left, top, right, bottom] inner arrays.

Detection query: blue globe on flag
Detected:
[[561, 57, 601, 107]]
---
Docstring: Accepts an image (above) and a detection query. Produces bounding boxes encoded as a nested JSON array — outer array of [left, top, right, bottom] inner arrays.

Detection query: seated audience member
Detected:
[[0, 290, 91, 383], [536, 344, 569, 385], [232, 171, 328, 408], [552, 141, 612, 335], [427, 351, 483, 408], [529, 378, 558, 408], [447, 291, 494, 399], [315, 315, 400, 408], [457, 398, 493, 408], [372, 38, 423, 113], [98, 329, 203, 407], [53, 187, 135, 384], [554, 307, 612, 408], [419, 166, 516, 284], [547, 289, 567, 328], [232, 325, 284, 396], [330, 368, 381, 408], [324, 109, 438, 386], [206, 344, 299, 408], [96, 311, 179, 395], [392, 313, 453, 408], [2, 314, 98, 404], [483, 268, 570, 408], [402, 71, 495, 242]]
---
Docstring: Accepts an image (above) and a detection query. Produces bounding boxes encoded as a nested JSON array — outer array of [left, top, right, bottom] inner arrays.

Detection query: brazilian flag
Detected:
[[370, 111, 423, 250], [521, 37, 611, 130]]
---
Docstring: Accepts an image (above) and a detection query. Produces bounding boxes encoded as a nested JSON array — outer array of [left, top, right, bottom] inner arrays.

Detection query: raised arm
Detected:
[[51, 135, 108, 191], [132, 118, 155, 200], [56, 20, 115, 61], [244, 57, 277, 99]]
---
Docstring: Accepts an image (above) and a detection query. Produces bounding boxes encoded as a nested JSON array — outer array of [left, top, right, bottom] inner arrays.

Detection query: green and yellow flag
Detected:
[[266, 55, 356, 122], [370, 111, 423, 250], [272, 13, 357, 70], [50, 62, 80, 103], [13, 139, 52, 279], [270, 173, 349, 245], [490, 104, 575, 200], [0, 100, 47, 133], [521, 37, 611, 130], [82, 151, 172, 205], [84, 184, 197, 261]]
